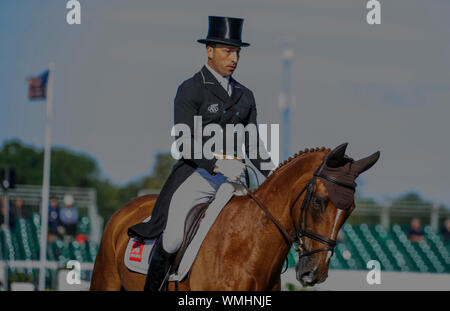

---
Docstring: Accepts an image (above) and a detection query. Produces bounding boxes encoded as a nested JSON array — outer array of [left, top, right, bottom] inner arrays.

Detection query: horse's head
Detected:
[[294, 143, 380, 286]]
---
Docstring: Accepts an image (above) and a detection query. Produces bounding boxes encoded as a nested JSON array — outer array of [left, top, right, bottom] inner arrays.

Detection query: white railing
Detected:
[[0, 260, 95, 291], [4, 184, 103, 244], [351, 198, 450, 231]]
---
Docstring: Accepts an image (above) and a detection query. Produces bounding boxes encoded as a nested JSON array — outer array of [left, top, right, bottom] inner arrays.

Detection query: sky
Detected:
[[1, 0, 450, 207]]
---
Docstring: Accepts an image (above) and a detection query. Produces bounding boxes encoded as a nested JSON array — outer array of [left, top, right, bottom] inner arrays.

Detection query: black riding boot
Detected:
[[143, 236, 175, 291]]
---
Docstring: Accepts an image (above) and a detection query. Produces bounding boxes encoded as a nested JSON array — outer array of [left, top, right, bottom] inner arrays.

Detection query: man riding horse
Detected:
[[128, 16, 276, 291]]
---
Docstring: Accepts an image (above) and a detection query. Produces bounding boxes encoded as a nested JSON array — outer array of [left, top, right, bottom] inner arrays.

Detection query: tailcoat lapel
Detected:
[[223, 77, 243, 110], [200, 66, 229, 103], [200, 66, 245, 125]]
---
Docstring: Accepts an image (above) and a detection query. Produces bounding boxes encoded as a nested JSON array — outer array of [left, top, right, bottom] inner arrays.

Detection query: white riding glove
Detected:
[[268, 168, 276, 177], [214, 159, 245, 181]]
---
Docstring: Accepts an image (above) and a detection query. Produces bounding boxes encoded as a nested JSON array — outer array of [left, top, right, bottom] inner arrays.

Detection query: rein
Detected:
[[243, 185, 296, 245], [241, 156, 356, 261]]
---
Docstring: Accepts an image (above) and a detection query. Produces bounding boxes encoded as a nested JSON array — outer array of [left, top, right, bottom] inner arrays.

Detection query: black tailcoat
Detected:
[[128, 66, 272, 239]]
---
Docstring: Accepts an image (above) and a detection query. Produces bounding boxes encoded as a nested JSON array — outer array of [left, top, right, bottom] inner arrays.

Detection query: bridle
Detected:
[[241, 156, 356, 261], [289, 159, 356, 259]]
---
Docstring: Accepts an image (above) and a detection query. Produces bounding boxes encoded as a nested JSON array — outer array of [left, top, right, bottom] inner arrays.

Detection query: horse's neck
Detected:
[[255, 153, 318, 220], [238, 154, 319, 286]]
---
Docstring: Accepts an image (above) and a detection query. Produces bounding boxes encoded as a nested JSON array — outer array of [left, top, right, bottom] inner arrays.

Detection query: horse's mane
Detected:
[[258, 146, 331, 188]]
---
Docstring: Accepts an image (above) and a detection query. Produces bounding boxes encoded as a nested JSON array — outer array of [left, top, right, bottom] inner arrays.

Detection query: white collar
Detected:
[[205, 63, 230, 89]]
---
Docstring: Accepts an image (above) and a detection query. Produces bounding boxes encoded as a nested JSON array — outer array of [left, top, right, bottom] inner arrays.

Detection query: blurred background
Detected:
[[0, 0, 449, 290]]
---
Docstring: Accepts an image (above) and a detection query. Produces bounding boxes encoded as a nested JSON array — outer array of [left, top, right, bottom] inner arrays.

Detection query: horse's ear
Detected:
[[352, 151, 380, 176], [326, 143, 348, 168]]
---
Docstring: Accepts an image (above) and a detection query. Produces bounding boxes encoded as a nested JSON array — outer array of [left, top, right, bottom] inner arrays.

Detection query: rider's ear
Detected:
[[352, 151, 380, 176]]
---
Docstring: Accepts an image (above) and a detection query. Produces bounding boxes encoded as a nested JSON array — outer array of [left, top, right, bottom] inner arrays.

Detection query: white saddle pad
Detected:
[[124, 182, 243, 281], [124, 216, 156, 274]]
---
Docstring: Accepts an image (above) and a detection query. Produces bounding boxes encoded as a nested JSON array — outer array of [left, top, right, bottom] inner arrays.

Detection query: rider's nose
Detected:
[[230, 52, 238, 63]]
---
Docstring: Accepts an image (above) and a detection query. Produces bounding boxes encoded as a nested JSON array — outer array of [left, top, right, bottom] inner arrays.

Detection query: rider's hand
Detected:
[[214, 159, 245, 181]]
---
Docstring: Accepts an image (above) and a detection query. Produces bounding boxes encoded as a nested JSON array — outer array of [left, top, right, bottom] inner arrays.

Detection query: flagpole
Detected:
[[38, 63, 55, 291]]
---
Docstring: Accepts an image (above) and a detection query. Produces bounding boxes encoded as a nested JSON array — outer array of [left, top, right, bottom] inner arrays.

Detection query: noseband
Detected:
[[242, 157, 356, 261]]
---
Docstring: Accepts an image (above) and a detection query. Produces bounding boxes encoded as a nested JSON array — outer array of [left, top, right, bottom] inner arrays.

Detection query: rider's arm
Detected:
[[173, 80, 218, 174]]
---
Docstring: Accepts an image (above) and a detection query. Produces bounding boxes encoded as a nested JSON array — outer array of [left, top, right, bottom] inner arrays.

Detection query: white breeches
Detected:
[[162, 168, 231, 253]]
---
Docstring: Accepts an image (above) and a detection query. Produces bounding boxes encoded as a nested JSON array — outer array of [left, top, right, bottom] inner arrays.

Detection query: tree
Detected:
[[50, 148, 100, 187], [347, 194, 382, 225], [0, 140, 44, 185], [0, 140, 177, 226], [391, 192, 432, 209], [0, 139, 100, 188], [0, 139, 107, 220], [141, 153, 176, 190]]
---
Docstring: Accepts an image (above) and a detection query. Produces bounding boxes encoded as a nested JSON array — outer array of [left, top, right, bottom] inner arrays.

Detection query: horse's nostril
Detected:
[[301, 271, 310, 279], [299, 271, 314, 285], [297, 266, 318, 286]]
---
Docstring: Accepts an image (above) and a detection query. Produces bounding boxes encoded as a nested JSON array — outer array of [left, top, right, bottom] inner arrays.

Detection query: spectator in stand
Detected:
[[48, 196, 64, 241], [9, 196, 24, 229], [408, 217, 424, 242], [0, 195, 5, 227], [441, 218, 450, 243], [59, 194, 79, 238], [0, 196, 24, 230]]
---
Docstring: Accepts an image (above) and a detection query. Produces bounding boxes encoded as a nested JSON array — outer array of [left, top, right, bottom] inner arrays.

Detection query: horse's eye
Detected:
[[312, 197, 323, 210], [312, 197, 327, 211]]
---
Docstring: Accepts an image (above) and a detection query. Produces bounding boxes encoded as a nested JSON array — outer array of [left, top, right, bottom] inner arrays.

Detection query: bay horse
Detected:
[[90, 143, 379, 290]]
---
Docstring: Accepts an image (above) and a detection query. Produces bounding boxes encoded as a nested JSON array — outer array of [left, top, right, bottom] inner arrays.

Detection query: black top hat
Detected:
[[197, 16, 250, 47]]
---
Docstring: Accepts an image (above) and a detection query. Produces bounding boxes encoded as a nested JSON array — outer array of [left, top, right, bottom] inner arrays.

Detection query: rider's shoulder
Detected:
[[230, 77, 253, 95], [177, 72, 203, 93]]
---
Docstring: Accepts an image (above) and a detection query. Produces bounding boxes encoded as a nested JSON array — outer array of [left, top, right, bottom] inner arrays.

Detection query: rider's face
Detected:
[[207, 44, 241, 77]]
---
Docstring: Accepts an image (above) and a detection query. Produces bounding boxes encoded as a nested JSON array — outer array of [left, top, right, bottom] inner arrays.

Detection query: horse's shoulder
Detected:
[[128, 194, 158, 207], [220, 194, 254, 216], [124, 194, 158, 213]]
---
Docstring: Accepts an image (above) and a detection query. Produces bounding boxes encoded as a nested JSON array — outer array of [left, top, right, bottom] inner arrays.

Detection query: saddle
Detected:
[[170, 201, 210, 274], [124, 182, 245, 280]]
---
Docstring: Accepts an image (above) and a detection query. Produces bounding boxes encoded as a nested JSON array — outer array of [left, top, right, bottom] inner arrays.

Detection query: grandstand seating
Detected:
[[1, 217, 448, 288], [0, 213, 98, 288], [287, 223, 450, 273]]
